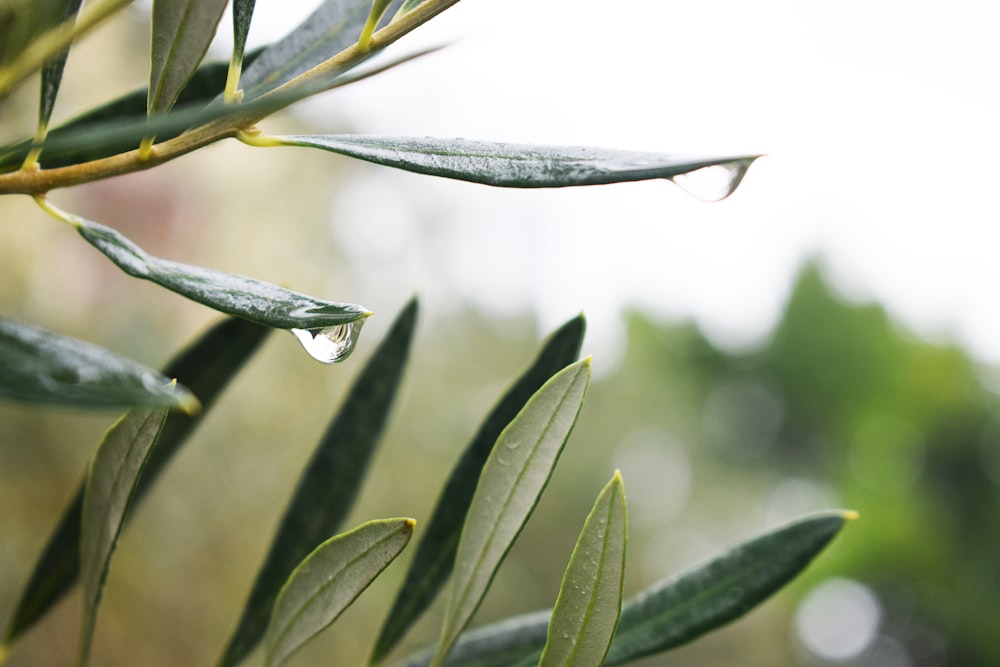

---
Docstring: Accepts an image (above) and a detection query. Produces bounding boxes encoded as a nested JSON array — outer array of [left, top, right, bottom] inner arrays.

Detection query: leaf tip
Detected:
[[169, 380, 201, 415], [841, 509, 860, 522], [404, 517, 417, 530]]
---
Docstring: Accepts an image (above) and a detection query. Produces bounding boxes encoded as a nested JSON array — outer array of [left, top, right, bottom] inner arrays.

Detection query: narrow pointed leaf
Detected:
[[0, 0, 133, 98], [38, 0, 84, 132], [538, 471, 626, 667], [370, 314, 585, 665], [225, 0, 256, 99], [397, 610, 550, 667], [0, 317, 196, 412], [0, 47, 431, 176], [431, 358, 591, 667], [217, 299, 417, 667], [75, 217, 370, 334], [272, 135, 761, 195], [239, 0, 402, 99], [4, 317, 269, 644], [0, 54, 257, 172], [265, 518, 415, 667], [78, 407, 168, 666], [603, 510, 856, 665], [148, 0, 229, 114], [398, 511, 854, 667]]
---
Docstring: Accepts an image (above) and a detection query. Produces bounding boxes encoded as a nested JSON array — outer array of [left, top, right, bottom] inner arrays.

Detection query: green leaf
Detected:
[[604, 510, 857, 665], [0, 56, 248, 172], [73, 217, 371, 358], [537, 471, 626, 667], [265, 518, 416, 667], [77, 407, 168, 667], [238, 0, 402, 99], [225, 0, 256, 99], [398, 511, 854, 667], [370, 314, 585, 665], [0, 47, 428, 175], [397, 610, 550, 667], [0, 317, 197, 412], [218, 299, 418, 667], [270, 135, 761, 199], [430, 358, 592, 667], [0, 0, 66, 68], [4, 317, 269, 645], [148, 0, 229, 114], [38, 0, 84, 133]]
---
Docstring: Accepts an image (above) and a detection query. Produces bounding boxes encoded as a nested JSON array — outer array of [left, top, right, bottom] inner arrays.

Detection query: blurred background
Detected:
[[1, 1, 999, 665]]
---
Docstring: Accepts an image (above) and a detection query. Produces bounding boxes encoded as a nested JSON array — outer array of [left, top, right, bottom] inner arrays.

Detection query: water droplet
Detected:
[[290, 320, 365, 364], [669, 158, 756, 202]]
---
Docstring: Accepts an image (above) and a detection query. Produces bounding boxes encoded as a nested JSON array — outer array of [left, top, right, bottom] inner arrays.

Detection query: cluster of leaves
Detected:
[[0, 0, 852, 665]]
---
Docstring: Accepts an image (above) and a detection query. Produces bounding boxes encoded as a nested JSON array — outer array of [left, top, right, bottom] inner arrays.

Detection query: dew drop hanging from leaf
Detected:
[[291, 319, 368, 364], [669, 158, 758, 202]]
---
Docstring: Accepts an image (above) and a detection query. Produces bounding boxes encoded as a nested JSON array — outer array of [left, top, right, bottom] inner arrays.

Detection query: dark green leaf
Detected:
[[38, 0, 84, 132], [74, 217, 370, 354], [78, 407, 168, 667], [0, 47, 428, 175], [265, 518, 415, 667], [226, 0, 256, 98], [232, 0, 255, 64], [0, 56, 245, 172], [272, 135, 761, 198], [148, 0, 229, 114], [397, 511, 854, 667], [604, 510, 856, 665], [218, 299, 418, 667], [370, 314, 585, 665], [0, 317, 196, 412], [431, 358, 591, 667], [537, 471, 626, 667], [238, 0, 402, 98], [397, 610, 550, 667], [4, 317, 269, 644]]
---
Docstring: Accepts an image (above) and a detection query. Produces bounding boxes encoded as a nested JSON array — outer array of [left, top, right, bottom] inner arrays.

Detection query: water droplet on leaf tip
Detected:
[[669, 158, 755, 202], [290, 320, 365, 364]]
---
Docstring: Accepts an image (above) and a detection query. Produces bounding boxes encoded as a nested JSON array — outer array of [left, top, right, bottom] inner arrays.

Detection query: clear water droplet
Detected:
[[290, 320, 365, 364], [670, 158, 756, 202]]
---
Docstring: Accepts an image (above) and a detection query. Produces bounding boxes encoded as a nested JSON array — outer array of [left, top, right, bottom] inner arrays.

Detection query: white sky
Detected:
[[222, 0, 1000, 362]]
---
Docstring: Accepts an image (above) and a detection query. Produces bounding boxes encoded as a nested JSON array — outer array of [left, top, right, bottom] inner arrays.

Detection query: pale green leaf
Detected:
[[397, 511, 854, 667], [148, 0, 229, 114], [0, 317, 197, 412], [369, 315, 585, 665], [78, 407, 168, 666], [430, 358, 592, 667], [265, 518, 415, 667], [538, 471, 626, 667], [271, 135, 761, 199], [73, 217, 370, 361]]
